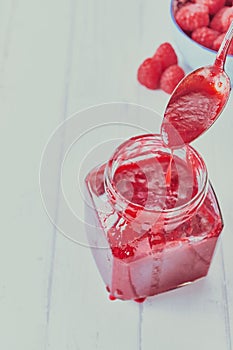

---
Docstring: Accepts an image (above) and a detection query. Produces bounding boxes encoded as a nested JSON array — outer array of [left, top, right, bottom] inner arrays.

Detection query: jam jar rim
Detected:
[[104, 133, 208, 217]]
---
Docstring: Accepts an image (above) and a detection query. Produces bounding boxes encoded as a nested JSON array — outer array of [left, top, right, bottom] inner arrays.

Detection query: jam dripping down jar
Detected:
[[85, 134, 223, 301]]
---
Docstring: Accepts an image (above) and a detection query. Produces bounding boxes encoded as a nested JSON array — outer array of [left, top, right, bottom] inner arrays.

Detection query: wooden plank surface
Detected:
[[0, 1, 75, 349], [0, 0, 232, 349]]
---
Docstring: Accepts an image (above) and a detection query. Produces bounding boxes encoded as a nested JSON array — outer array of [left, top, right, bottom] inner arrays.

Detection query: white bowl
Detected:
[[170, 0, 233, 82]]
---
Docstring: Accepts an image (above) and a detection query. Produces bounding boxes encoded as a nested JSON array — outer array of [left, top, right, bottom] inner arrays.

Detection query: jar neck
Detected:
[[104, 134, 208, 227]]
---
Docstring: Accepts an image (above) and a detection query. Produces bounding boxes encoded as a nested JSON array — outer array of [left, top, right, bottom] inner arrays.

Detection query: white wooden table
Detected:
[[1, 0, 233, 349]]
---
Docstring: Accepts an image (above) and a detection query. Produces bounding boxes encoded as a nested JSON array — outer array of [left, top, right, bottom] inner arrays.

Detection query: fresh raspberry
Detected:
[[175, 3, 209, 32], [194, 0, 225, 15], [153, 42, 178, 71], [191, 26, 220, 48], [160, 65, 185, 94], [212, 32, 233, 54], [212, 32, 225, 50], [210, 6, 233, 32], [137, 58, 162, 89], [225, 0, 232, 6], [173, 0, 191, 13]]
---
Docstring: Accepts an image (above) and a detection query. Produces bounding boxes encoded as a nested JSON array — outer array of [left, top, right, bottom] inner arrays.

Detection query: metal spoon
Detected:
[[161, 20, 233, 148]]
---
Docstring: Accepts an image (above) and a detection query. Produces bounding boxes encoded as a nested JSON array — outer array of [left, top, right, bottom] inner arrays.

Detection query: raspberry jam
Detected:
[[161, 65, 230, 148], [85, 134, 223, 301]]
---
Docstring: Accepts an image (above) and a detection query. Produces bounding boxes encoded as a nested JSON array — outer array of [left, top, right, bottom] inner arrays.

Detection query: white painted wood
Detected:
[[46, 235, 140, 350], [0, 1, 75, 349], [1, 0, 233, 349], [47, 0, 233, 345], [195, 93, 233, 350], [141, 246, 230, 350]]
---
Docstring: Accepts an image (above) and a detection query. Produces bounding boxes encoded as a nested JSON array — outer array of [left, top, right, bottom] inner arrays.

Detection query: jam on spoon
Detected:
[[161, 20, 233, 148]]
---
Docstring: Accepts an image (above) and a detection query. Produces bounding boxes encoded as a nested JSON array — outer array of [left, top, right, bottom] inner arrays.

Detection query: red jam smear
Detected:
[[134, 297, 146, 303]]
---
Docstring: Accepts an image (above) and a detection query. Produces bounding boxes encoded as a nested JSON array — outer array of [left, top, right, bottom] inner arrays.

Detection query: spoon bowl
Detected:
[[161, 20, 233, 148]]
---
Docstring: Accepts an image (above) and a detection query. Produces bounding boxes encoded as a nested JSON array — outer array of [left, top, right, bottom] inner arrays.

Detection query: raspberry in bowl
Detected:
[[170, 0, 233, 81]]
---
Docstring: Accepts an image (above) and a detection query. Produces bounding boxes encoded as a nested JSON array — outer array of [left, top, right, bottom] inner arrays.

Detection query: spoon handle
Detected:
[[215, 20, 233, 70]]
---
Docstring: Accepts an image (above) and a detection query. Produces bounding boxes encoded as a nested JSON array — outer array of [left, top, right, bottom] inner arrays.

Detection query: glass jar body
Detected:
[[85, 135, 223, 301]]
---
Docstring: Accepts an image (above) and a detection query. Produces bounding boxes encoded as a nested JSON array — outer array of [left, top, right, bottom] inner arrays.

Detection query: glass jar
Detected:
[[85, 134, 223, 301]]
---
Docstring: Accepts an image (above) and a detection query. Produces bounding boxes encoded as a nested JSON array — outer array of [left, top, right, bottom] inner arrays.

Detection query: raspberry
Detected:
[[175, 3, 209, 32], [153, 42, 178, 71], [194, 0, 225, 15], [191, 26, 220, 49], [160, 65, 185, 94], [137, 58, 162, 89], [173, 0, 191, 13], [210, 6, 233, 32], [212, 33, 233, 54]]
